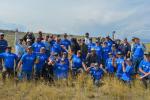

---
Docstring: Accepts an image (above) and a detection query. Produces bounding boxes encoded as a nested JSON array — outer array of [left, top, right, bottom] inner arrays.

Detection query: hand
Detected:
[[100, 64, 103, 68]]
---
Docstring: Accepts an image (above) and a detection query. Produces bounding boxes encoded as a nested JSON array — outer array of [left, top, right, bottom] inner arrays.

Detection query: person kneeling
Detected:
[[121, 58, 134, 87], [84, 63, 106, 87]]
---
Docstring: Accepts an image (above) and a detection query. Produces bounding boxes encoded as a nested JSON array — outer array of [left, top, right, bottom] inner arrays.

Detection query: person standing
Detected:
[[35, 47, 48, 80], [105, 52, 116, 75], [0, 32, 8, 71], [17, 46, 36, 81], [60, 33, 71, 50], [115, 52, 125, 79], [94, 40, 103, 64], [79, 39, 88, 60], [132, 38, 144, 74], [42, 35, 50, 56], [32, 37, 45, 54], [85, 32, 90, 45], [121, 38, 131, 58], [71, 50, 85, 77], [0, 46, 18, 81]]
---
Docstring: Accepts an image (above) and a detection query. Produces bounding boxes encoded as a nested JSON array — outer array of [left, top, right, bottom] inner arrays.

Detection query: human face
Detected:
[[40, 48, 46, 53], [0, 34, 4, 39], [77, 52, 81, 57], [27, 48, 32, 54], [6, 48, 11, 53], [144, 55, 149, 61]]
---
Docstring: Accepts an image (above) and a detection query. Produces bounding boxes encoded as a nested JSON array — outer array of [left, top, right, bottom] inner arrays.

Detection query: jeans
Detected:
[[142, 76, 150, 89], [19, 70, 32, 81], [132, 57, 143, 74]]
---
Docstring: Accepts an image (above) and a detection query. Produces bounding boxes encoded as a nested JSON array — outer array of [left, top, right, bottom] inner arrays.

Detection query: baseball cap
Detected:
[[108, 52, 112, 55], [27, 46, 32, 49], [6, 46, 12, 49], [117, 51, 122, 55], [144, 52, 150, 56], [27, 39, 31, 42], [0, 32, 4, 35], [91, 48, 95, 51], [126, 58, 132, 62], [53, 52, 58, 56]]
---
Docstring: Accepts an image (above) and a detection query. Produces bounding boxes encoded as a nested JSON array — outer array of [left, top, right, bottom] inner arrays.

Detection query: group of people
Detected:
[[0, 31, 149, 88]]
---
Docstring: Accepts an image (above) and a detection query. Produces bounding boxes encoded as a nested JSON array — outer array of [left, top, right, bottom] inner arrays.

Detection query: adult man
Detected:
[[0, 32, 8, 71], [84, 63, 105, 87], [86, 48, 99, 67], [102, 42, 111, 65], [15, 39, 25, 59], [35, 47, 48, 80], [115, 52, 125, 79], [105, 36, 113, 49], [51, 37, 62, 55], [0, 46, 18, 80], [80, 39, 88, 60], [18, 46, 36, 80], [105, 52, 115, 75], [94, 40, 103, 64], [87, 38, 95, 53], [121, 38, 131, 58], [139, 52, 150, 89], [132, 38, 144, 73], [42, 35, 50, 56], [32, 37, 45, 54], [22, 32, 35, 44], [71, 50, 85, 77], [60, 33, 71, 50], [53, 58, 69, 80], [84, 32, 90, 45]]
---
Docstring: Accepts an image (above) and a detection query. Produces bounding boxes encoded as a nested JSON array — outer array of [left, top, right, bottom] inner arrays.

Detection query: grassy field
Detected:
[[0, 33, 149, 100]]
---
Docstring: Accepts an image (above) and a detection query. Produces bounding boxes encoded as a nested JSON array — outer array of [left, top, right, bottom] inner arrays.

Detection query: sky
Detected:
[[0, 0, 150, 41]]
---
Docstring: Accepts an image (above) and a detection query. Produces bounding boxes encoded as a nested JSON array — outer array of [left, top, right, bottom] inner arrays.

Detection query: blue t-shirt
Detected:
[[132, 43, 144, 58], [0, 39, 8, 53], [72, 55, 83, 69], [21, 53, 36, 71], [51, 43, 62, 54], [0, 52, 18, 69], [116, 58, 124, 78], [42, 41, 50, 51], [111, 49, 118, 57], [15, 43, 25, 58], [139, 60, 150, 76], [89, 67, 104, 80], [106, 40, 113, 49], [53, 63, 69, 79], [88, 42, 95, 52], [32, 42, 45, 53], [60, 39, 71, 50], [105, 58, 115, 73], [121, 65, 134, 81], [94, 45, 102, 61], [102, 46, 111, 61], [50, 40, 56, 47], [35, 53, 48, 70], [64, 58, 69, 66]]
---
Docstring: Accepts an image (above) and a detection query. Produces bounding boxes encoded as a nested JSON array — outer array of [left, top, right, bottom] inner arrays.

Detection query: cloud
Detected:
[[0, 0, 150, 41]]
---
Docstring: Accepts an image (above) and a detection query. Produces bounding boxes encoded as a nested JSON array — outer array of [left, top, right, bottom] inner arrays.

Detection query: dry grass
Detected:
[[0, 74, 149, 100], [0, 33, 149, 100]]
